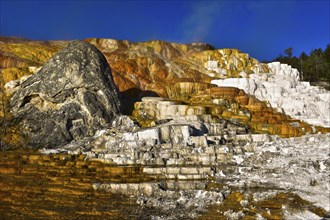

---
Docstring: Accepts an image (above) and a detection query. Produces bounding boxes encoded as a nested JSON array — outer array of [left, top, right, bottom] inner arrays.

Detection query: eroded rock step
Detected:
[[0, 150, 149, 219], [0, 149, 241, 220], [1, 149, 328, 219]]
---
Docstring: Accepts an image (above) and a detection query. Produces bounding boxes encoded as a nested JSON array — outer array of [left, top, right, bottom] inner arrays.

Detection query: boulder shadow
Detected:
[[120, 88, 159, 115]]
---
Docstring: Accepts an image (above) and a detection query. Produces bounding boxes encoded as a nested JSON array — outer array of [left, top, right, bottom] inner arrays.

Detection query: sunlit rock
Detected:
[[212, 61, 330, 127], [9, 41, 121, 148]]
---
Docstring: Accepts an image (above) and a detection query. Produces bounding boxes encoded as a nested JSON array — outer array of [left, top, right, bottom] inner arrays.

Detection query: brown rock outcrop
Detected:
[[0, 36, 329, 146]]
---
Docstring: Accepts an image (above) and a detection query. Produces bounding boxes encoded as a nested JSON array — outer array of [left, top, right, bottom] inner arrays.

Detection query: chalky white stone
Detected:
[[211, 62, 330, 127]]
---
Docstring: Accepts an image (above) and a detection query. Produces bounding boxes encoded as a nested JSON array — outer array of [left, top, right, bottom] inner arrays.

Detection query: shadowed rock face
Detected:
[[10, 41, 121, 148]]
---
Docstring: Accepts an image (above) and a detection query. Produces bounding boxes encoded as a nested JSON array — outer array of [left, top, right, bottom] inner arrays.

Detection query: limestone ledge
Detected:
[[43, 113, 268, 177], [37, 119, 330, 218], [133, 90, 327, 138], [211, 62, 330, 128], [88, 133, 330, 219], [1, 38, 329, 150]]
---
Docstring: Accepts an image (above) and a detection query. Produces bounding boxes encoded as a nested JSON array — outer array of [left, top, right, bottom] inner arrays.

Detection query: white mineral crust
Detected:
[[211, 62, 330, 127]]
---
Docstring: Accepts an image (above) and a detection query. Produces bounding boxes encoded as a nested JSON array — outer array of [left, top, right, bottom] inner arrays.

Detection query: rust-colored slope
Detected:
[[0, 37, 328, 145]]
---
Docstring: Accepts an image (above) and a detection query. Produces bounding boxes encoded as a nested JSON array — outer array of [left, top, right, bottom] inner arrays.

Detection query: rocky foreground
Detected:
[[0, 38, 329, 219], [1, 133, 329, 219]]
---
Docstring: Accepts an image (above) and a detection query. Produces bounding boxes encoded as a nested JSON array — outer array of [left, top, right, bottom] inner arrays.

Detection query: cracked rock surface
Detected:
[[10, 41, 121, 148]]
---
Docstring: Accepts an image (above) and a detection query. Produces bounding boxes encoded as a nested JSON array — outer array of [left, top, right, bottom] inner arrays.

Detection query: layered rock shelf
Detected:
[[36, 129, 330, 219], [2, 137, 328, 219], [1, 37, 329, 219], [133, 90, 328, 138], [0, 150, 147, 219], [212, 62, 330, 128]]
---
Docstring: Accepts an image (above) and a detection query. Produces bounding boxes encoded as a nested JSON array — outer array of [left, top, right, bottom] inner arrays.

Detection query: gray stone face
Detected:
[[10, 41, 121, 148]]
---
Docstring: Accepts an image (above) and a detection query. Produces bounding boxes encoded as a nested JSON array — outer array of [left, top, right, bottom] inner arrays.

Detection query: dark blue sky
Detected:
[[0, 0, 329, 61]]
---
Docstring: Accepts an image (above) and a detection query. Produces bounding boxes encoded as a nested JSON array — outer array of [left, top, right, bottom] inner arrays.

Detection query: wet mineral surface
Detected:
[[0, 149, 327, 219]]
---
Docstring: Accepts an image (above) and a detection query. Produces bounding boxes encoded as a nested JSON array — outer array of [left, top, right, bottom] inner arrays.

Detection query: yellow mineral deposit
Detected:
[[0, 37, 329, 219]]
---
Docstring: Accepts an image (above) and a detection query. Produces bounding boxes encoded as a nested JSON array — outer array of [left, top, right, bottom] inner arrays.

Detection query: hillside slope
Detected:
[[0, 37, 329, 148]]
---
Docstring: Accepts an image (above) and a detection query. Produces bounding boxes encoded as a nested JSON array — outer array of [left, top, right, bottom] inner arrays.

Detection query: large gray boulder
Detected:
[[10, 41, 121, 148]]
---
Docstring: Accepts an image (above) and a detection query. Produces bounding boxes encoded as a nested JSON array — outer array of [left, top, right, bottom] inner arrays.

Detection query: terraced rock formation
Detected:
[[133, 89, 328, 137], [1, 133, 328, 219], [0, 36, 329, 219], [2, 37, 328, 146], [212, 62, 330, 128], [0, 150, 144, 219]]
